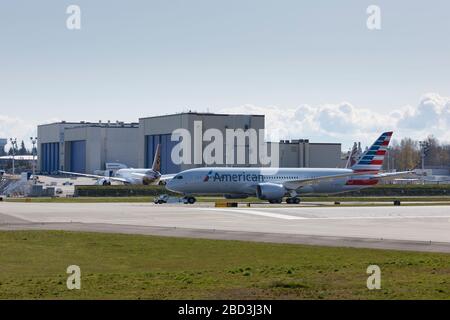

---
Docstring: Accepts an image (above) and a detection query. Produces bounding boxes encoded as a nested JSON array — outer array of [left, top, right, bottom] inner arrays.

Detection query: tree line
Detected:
[[0, 140, 35, 157], [383, 136, 450, 171]]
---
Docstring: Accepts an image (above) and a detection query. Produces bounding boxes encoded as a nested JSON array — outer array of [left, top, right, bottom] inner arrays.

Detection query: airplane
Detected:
[[345, 142, 360, 168], [166, 132, 413, 204], [60, 144, 175, 185]]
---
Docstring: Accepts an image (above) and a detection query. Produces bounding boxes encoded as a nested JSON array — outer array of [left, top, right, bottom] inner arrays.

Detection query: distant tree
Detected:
[[383, 138, 420, 171], [421, 136, 450, 167], [383, 136, 450, 171], [18, 140, 29, 155], [398, 138, 420, 170]]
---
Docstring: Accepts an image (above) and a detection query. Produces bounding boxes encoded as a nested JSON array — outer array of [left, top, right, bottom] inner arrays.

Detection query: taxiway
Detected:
[[1, 202, 449, 253]]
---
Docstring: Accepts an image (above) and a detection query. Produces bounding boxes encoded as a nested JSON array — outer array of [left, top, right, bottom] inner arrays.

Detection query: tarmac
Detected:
[[1, 202, 450, 253]]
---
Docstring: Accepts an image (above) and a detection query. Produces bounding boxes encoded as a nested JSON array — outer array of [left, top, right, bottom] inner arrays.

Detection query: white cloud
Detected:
[[220, 93, 450, 149], [399, 93, 450, 134], [1, 93, 450, 152], [0, 115, 37, 150]]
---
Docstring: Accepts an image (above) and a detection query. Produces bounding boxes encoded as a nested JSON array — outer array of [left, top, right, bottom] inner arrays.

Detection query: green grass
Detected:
[[4, 196, 155, 203], [5, 195, 450, 203], [0, 231, 448, 299]]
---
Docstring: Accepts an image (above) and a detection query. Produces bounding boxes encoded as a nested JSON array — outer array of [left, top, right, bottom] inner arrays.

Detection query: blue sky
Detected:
[[1, 1, 449, 149]]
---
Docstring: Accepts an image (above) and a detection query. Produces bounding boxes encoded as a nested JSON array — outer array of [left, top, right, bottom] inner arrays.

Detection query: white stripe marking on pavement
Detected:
[[198, 208, 307, 220]]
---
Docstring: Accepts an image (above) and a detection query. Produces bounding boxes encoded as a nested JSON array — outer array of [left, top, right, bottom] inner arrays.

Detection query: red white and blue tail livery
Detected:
[[351, 131, 392, 173]]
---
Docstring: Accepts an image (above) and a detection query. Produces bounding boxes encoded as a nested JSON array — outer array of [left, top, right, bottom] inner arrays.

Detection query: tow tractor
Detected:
[[153, 194, 197, 204]]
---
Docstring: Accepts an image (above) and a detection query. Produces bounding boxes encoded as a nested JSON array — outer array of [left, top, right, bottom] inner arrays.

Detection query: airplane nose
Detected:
[[166, 180, 179, 193]]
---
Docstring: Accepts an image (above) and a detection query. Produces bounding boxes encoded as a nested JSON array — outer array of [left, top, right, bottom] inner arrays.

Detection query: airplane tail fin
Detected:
[[351, 132, 393, 173], [345, 142, 359, 168], [151, 144, 161, 172]]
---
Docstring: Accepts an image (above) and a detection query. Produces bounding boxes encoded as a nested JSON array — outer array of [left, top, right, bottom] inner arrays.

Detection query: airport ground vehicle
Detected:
[[153, 194, 196, 204]]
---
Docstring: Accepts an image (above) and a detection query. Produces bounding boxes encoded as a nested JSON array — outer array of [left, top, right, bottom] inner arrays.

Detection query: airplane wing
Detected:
[[370, 171, 415, 180], [58, 171, 129, 183], [159, 174, 176, 181], [282, 172, 366, 190]]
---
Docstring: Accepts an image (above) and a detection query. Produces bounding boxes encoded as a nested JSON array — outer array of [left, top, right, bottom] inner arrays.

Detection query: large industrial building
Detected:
[[37, 121, 139, 174], [138, 113, 265, 173], [277, 139, 342, 168], [37, 112, 343, 174]]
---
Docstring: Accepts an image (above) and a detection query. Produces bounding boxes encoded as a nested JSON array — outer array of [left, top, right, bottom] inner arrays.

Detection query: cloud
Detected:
[[399, 93, 450, 133], [1, 93, 450, 152], [0, 115, 38, 150], [220, 93, 450, 149]]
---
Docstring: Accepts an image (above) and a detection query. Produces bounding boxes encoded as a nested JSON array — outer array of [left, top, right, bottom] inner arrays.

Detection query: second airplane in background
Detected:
[[60, 144, 175, 185]]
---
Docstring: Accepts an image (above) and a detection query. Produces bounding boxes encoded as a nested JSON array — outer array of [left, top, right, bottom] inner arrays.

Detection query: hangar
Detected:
[[277, 139, 342, 168], [37, 121, 139, 174], [138, 113, 265, 173], [37, 112, 343, 174]]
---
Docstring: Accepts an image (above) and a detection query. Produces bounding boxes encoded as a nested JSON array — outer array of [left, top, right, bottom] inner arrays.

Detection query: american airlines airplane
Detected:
[[166, 132, 412, 203], [60, 144, 174, 185]]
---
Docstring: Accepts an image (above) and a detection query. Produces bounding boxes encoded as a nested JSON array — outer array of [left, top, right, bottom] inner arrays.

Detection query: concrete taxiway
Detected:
[[0, 202, 449, 253]]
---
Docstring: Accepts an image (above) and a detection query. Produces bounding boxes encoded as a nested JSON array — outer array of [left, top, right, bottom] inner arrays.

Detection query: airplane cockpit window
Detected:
[[175, 175, 183, 179]]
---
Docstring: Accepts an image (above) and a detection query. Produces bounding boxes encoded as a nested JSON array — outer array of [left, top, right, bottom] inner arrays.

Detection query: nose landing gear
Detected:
[[285, 197, 300, 204]]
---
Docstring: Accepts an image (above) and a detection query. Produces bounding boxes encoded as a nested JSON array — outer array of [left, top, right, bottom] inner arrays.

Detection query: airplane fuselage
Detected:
[[166, 167, 377, 196]]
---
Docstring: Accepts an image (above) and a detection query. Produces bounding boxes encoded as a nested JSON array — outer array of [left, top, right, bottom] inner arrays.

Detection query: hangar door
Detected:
[[70, 140, 86, 173], [146, 134, 180, 174], [41, 142, 59, 174]]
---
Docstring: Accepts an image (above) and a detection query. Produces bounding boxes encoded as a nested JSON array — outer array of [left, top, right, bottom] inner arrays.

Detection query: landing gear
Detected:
[[286, 197, 300, 204], [102, 180, 111, 186], [185, 196, 196, 204]]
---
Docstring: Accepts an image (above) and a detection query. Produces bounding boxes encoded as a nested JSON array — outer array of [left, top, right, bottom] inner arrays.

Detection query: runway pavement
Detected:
[[1, 202, 449, 252]]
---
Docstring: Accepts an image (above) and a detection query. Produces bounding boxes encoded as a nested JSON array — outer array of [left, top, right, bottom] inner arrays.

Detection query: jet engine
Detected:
[[96, 177, 111, 186], [256, 183, 286, 201], [142, 171, 161, 185]]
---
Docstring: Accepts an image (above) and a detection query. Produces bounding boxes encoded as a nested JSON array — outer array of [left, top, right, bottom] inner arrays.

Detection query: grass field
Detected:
[[4, 195, 450, 204], [0, 231, 448, 299]]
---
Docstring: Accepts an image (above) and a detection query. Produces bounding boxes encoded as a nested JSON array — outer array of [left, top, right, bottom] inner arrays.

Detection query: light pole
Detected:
[[30, 137, 37, 181], [9, 138, 17, 175], [418, 141, 430, 185]]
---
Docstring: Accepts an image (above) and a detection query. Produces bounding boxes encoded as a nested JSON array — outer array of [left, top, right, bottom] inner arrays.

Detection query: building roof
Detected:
[[139, 111, 265, 121], [277, 139, 341, 146], [38, 121, 139, 128]]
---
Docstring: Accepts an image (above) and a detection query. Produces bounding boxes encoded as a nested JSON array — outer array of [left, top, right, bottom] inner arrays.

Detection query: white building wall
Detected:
[[138, 113, 265, 170], [308, 143, 342, 168], [65, 126, 139, 173], [278, 141, 342, 168], [103, 127, 139, 168]]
